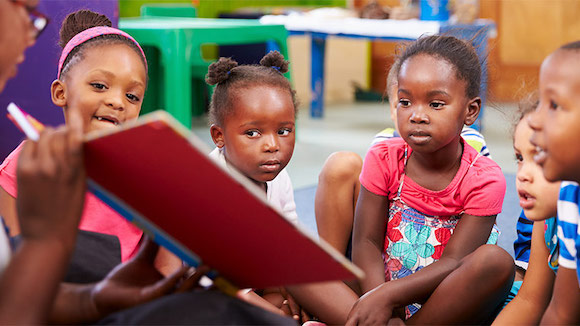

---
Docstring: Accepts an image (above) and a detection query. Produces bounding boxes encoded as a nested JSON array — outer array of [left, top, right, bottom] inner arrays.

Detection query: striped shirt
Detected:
[[557, 181, 580, 284]]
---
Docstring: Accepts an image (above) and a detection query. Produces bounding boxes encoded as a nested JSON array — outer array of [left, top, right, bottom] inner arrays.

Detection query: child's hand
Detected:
[[346, 286, 394, 326], [277, 287, 311, 323], [89, 238, 189, 319], [16, 109, 85, 250]]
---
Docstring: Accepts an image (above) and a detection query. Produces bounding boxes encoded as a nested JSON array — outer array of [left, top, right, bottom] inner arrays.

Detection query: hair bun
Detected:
[[206, 57, 238, 85], [59, 10, 112, 48], [260, 51, 289, 74]]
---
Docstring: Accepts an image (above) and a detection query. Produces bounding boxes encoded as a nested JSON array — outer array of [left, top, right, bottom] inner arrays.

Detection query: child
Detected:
[[316, 56, 494, 260], [1, 9, 184, 280], [0, 7, 295, 325], [492, 95, 560, 324], [206, 51, 298, 224], [0, 10, 148, 266], [205, 51, 301, 317], [347, 35, 514, 325], [527, 40, 580, 324]]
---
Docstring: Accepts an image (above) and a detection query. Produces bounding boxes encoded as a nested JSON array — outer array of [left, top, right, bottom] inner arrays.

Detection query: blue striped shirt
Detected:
[[557, 181, 580, 284]]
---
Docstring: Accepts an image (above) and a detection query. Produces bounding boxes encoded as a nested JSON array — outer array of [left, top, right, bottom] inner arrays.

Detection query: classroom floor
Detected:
[[191, 101, 521, 255]]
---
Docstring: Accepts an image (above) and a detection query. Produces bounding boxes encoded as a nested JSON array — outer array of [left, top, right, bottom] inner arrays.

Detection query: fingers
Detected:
[[17, 139, 38, 175], [139, 265, 189, 301], [176, 265, 210, 293], [19, 125, 78, 179], [134, 236, 160, 263], [300, 306, 310, 323], [284, 294, 301, 321], [35, 127, 59, 177], [67, 106, 84, 145], [280, 298, 291, 316], [67, 106, 84, 160], [48, 127, 71, 174]]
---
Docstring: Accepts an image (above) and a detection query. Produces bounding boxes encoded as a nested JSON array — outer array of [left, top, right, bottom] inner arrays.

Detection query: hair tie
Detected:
[[272, 66, 281, 72], [58, 26, 147, 79]]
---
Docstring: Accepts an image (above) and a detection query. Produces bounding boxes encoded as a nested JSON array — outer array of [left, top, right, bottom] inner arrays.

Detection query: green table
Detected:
[[140, 4, 197, 18], [119, 17, 289, 128]]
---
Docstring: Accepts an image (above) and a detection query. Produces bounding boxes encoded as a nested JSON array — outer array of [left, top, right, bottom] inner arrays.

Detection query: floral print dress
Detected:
[[383, 146, 500, 318]]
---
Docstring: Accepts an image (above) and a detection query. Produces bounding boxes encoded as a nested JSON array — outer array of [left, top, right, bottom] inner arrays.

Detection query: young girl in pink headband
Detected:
[[0, 10, 181, 277]]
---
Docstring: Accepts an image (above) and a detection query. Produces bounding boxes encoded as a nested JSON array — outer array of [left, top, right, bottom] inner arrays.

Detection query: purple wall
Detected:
[[0, 0, 118, 160]]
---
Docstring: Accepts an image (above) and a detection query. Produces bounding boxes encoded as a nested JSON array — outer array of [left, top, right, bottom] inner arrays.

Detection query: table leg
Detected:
[[440, 24, 491, 131], [162, 31, 192, 129], [311, 33, 326, 118]]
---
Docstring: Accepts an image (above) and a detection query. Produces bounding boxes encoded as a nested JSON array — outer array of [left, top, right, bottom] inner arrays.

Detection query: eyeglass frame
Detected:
[[9, 0, 50, 39]]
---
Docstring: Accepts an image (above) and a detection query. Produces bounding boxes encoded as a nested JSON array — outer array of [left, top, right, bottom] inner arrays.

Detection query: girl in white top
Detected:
[[206, 51, 305, 320]]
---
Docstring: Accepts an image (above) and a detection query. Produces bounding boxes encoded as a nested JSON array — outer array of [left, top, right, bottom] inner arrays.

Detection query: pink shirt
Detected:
[[360, 138, 505, 217], [0, 142, 142, 261]]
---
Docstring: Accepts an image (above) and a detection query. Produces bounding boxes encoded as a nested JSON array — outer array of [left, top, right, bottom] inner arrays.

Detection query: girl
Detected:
[[0, 10, 179, 276], [205, 51, 302, 317], [315, 57, 493, 260], [527, 40, 580, 324], [492, 95, 560, 324], [206, 51, 298, 225], [347, 35, 514, 325]]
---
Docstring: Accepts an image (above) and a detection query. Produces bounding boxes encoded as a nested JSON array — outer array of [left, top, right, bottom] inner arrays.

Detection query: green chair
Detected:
[[119, 17, 289, 128], [139, 3, 212, 122]]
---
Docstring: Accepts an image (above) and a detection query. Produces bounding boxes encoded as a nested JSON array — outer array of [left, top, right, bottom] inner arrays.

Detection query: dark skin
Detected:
[[527, 49, 580, 324], [49, 239, 202, 324], [0, 119, 198, 324], [541, 267, 580, 324], [494, 222, 555, 324], [0, 116, 85, 324], [347, 54, 512, 325]]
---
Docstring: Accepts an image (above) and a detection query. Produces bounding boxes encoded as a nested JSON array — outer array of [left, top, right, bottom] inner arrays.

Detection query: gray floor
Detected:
[[192, 101, 521, 256]]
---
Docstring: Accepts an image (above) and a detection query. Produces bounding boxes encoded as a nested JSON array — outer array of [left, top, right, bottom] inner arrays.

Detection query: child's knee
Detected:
[[470, 245, 515, 281], [319, 152, 362, 183]]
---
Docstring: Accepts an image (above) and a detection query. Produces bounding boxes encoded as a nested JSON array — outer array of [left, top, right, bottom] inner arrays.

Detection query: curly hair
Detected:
[[205, 51, 298, 126]]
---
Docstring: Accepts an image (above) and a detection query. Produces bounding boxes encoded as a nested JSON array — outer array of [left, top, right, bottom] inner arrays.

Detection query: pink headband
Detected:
[[57, 26, 147, 79]]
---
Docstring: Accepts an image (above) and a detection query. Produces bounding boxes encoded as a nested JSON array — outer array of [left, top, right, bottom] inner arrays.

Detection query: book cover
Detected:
[[83, 111, 363, 289]]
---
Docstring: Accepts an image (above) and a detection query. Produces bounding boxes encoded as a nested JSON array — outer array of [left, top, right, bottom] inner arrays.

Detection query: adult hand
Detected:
[[89, 238, 189, 318], [0, 110, 85, 324], [346, 286, 394, 326], [16, 108, 85, 250], [176, 265, 211, 292]]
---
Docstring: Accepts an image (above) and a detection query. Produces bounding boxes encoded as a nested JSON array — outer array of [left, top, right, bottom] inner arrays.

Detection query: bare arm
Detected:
[[494, 221, 555, 325], [0, 186, 19, 236], [0, 120, 85, 324], [541, 266, 580, 324], [347, 213, 496, 326], [352, 186, 389, 294]]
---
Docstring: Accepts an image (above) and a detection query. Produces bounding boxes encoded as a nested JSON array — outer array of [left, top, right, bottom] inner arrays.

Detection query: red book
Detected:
[[84, 111, 363, 290]]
